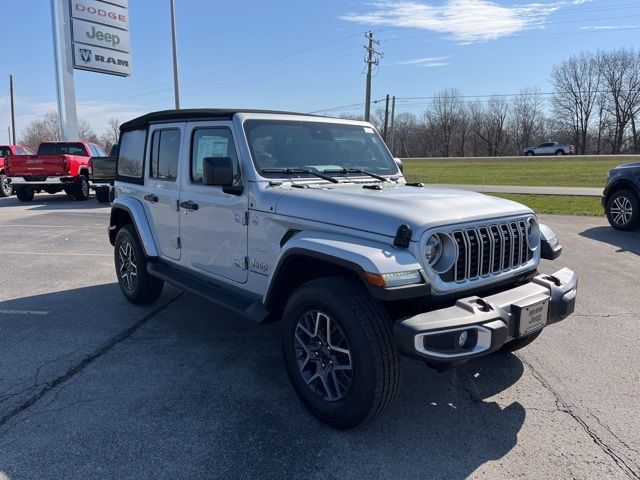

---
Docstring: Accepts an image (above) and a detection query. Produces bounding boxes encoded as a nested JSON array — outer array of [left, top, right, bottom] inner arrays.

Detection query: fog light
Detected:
[[457, 331, 468, 347]]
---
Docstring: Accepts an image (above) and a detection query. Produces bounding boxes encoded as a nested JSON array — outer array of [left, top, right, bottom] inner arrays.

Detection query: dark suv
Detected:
[[603, 162, 640, 231]]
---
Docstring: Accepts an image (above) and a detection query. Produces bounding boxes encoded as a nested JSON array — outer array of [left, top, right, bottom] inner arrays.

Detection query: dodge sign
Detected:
[[69, 0, 131, 76]]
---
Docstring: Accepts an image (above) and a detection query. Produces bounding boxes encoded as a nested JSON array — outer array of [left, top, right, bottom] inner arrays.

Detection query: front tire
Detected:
[[606, 189, 640, 231], [282, 277, 400, 429], [114, 225, 164, 304], [15, 186, 34, 202], [74, 175, 90, 201], [0, 175, 13, 197]]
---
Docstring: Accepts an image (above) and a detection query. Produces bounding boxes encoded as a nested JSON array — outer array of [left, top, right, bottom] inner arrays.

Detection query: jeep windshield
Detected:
[[244, 120, 399, 180]]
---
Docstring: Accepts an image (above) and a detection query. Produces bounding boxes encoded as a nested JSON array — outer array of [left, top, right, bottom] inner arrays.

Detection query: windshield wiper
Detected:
[[323, 168, 389, 182], [261, 168, 340, 183]]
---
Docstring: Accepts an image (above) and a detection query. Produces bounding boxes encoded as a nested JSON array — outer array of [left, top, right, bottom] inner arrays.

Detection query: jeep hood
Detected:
[[272, 183, 533, 240]]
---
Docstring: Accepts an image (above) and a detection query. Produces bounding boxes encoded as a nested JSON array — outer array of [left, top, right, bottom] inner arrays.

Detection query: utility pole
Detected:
[[363, 31, 382, 122], [9, 75, 16, 144], [383, 94, 390, 141], [170, 0, 181, 109], [389, 96, 396, 154]]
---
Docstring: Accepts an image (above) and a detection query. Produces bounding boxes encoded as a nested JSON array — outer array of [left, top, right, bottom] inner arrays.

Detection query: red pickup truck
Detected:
[[0, 144, 37, 197], [5, 141, 107, 202]]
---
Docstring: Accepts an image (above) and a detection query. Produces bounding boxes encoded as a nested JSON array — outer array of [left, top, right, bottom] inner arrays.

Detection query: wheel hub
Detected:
[[294, 310, 353, 402], [611, 196, 633, 225]]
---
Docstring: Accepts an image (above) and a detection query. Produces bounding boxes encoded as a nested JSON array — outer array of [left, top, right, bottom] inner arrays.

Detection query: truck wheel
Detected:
[[95, 187, 110, 203], [606, 189, 640, 231], [499, 330, 542, 353], [555, 149, 565, 156], [525, 151, 534, 156], [15, 186, 34, 202], [0, 175, 13, 197], [281, 277, 400, 429], [114, 225, 164, 304], [74, 176, 90, 201]]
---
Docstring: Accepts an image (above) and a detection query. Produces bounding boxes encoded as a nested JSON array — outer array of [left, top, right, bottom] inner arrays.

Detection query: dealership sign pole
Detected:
[[51, 0, 80, 141], [51, 0, 131, 140]]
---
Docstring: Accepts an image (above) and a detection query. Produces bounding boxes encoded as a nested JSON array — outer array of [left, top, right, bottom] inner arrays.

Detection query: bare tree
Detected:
[[20, 112, 61, 150], [100, 117, 121, 152], [511, 87, 547, 153], [551, 52, 601, 154], [425, 88, 466, 157], [469, 97, 509, 156], [20, 112, 101, 150], [597, 48, 640, 153]]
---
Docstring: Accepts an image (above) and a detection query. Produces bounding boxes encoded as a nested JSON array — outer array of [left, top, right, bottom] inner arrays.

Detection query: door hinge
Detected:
[[234, 255, 249, 270], [235, 210, 249, 225]]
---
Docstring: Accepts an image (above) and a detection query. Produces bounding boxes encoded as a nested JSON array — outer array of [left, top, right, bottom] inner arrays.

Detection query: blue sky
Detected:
[[1, 0, 639, 141]]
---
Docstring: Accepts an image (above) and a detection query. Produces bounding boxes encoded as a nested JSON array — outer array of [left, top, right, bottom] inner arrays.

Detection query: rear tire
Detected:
[[499, 330, 542, 353], [114, 225, 164, 304], [555, 149, 565, 156], [525, 151, 534, 156], [0, 175, 13, 197], [606, 189, 640, 231], [95, 186, 110, 203], [15, 186, 34, 202], [281, 277, 401, 429], [74, 175, 90, 201]]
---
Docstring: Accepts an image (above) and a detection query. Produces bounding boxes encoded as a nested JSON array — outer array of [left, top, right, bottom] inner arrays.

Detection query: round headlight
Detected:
[[526, 217, 540, 250], [425, 234, 443, 266]]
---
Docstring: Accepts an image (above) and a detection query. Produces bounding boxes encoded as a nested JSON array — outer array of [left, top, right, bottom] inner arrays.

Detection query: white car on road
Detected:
[[524, 142, 574, 156]]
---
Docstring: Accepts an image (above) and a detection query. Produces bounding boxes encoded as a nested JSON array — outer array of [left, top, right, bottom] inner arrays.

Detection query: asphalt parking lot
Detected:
[[0, 194, 638, 480]]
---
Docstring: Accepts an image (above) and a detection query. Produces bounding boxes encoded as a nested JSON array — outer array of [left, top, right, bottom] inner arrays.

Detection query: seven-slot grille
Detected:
[[446, 220, 533, 282]]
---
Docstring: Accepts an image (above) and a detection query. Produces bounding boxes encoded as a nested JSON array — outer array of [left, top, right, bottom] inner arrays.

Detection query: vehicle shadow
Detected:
[[0, 288, 526, 479], [580, 226, 640, 256], [0, 193, 108, 211]]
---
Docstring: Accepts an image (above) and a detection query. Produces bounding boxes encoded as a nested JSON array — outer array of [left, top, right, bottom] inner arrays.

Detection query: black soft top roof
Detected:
[[120, 109, 319, 132]]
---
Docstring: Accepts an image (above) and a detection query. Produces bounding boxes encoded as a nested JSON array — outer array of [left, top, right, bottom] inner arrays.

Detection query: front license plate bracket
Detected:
[[513, 294, 550, 338]]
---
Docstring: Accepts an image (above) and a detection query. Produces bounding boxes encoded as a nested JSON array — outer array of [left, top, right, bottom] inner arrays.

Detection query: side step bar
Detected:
[[147, 261, 269, 324]]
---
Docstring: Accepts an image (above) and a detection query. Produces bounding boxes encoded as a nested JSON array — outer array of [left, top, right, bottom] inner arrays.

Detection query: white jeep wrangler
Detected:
[[108, 109, 578, 429]]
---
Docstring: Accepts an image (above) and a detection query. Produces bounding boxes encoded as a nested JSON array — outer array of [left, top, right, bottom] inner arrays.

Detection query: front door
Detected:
[[144, 123, 183, 261], [179, 122, 248, 283]]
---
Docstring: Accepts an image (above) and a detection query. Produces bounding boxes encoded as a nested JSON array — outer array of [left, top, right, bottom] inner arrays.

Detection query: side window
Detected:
[[117, 129, 146, 179], [17, 147, 28, 155], [95, 146, 107, 157], [190, 128, 240, 184], [150, 129, 180, 181], [89, 145, 100, 157]]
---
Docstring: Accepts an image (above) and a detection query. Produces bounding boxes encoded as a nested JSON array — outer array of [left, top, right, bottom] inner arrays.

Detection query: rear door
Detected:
[[179, 121, 248, 283], [143, 123, 183, 261]]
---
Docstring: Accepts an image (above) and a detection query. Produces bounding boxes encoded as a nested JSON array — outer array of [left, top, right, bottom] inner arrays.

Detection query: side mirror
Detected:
[[203, 156, 234, 186], [394, 157, 404, 173]]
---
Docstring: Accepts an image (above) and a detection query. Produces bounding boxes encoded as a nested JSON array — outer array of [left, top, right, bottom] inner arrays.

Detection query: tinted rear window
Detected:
[[0, 147, 10, 157], [38, 143, 88, 156], [117, 130, 146, 179]]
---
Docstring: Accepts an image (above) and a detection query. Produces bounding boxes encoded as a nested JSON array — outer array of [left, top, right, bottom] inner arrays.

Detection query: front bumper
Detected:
[[394, 268, 578, 364]]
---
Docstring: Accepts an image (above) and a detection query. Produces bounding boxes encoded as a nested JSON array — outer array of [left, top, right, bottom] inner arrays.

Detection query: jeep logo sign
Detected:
[[69, 0, 131, 76], [72, 19, 130, 53], [73, 44, 131, 76]]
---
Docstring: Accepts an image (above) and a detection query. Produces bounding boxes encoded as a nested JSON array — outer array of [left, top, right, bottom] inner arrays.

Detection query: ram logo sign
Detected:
[[69, 0, 131, 76], [79, 48, 92, 63]]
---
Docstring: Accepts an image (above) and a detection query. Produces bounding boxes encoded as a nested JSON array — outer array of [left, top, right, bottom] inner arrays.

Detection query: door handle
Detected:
[[180, 200, 199, 211], [144, 194, 158, 203]]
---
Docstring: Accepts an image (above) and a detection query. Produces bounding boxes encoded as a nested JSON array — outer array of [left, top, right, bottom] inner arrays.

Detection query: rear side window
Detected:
[[117, 129, 146, 179], [150, 129, 180, 181], [1, 147, 11, 157]]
